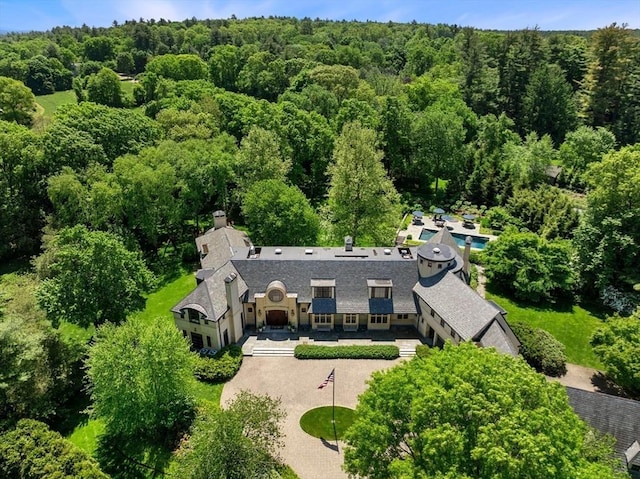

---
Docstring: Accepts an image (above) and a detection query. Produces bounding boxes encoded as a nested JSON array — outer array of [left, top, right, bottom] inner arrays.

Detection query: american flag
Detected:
[[317, 368, 335, 389]]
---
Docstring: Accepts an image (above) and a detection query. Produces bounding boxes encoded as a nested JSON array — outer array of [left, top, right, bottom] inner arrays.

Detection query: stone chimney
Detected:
[[463, 236, 472, 283], [344, 236, 353, 252], [213, 210, 227, 230], [224, 272, 242, 342]]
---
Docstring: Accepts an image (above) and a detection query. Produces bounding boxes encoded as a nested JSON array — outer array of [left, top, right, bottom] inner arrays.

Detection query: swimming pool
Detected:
[[419, 228, 490, 250]]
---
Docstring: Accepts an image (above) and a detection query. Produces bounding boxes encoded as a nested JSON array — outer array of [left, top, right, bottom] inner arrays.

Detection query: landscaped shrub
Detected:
[[194, 345, 243, 383], [511, 322, 567, 376], [415, 344, 431, 358], [294, 345, 399, 360]]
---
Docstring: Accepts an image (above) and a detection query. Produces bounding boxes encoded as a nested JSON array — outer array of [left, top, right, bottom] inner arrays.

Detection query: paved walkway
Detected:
[[221, 357, 404, 479]]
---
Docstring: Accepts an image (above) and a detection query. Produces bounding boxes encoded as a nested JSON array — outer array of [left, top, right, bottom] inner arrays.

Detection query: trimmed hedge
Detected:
[[511, 322, 567, 377], [194, 345, 243, 383], [294, 345, 399, 360]]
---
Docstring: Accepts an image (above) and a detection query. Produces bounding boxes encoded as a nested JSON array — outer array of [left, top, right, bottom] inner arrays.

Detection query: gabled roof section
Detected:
[[412, 270, 500, 340], [171, 262, 247, 321], [476, 317, 519, 356], [196, 227, 250, 271], [566, 387, 640, 466], [427, 227, 462, 255]]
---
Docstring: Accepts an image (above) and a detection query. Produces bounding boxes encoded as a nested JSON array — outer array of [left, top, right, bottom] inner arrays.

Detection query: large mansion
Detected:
[[171, 211, 520, 355]]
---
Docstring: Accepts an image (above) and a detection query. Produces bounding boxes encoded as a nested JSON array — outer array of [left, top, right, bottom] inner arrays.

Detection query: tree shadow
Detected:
[[591, 371, 638, 399], [96, 432, 173, 479], [485, 281, 575, 314]]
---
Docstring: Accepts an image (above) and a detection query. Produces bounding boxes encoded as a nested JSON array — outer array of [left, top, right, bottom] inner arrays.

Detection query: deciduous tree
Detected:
[[484, 227, 576, 303], [327, 122, 401, 246], [87, 67, 124, 107], [591, 308, 640, 396], [36, 225, 155, 327], [344, 343, 625, 479], [171, 391, 286, 479], [242, 179, 320, 246], [0, 419, 108, 479], [574, 145, 640, 291], [85, 316, 196, 440], [0, 76, 36, 125]]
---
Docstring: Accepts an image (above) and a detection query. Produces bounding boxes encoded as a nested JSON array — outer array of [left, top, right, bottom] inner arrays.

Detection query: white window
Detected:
[[313, 314, 332, 324], [370, 314, 389, 324], [396, 313, 409, 320], [344, 314, 358, 324], [314, 287, 333, 298], [370, 287, 391, 298]]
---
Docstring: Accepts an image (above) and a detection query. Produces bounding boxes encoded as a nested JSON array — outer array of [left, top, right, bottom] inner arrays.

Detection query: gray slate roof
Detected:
[[425, 227, 463, 255], [171, 262, 247, 321], [477, 318, 519, 356], [196, 227, 250, 271], [566, 387, 640, 467], [413, 270, 500, 340], [231, 247, 419, 314]]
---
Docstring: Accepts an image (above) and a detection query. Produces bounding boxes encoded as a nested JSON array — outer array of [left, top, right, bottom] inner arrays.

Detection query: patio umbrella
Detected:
[[433, 207, 445, 215], [463, 214, 476, 221], [412, 210, 424, 218]]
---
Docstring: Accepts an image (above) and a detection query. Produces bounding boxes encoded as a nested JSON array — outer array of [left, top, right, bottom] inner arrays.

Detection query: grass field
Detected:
[[35, 90, 76, 119], [486, 287, 605, 369]]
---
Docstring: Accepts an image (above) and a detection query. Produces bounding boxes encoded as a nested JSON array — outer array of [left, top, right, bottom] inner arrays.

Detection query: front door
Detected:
[[266, 309, 288, 327], [191, 332, 204, 349]]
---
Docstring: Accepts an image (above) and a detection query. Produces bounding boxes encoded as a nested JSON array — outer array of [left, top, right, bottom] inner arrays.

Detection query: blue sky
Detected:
[[0, 0, 638, 32]]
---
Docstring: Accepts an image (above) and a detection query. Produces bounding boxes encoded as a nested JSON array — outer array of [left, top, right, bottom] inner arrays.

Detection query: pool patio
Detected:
[[398, 213, 497, 248]]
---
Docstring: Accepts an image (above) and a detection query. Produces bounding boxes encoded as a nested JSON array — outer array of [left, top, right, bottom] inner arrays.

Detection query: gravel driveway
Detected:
[[221, 357, 404, 479]]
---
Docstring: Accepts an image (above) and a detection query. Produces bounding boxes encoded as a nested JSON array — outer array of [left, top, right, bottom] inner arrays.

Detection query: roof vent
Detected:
[[433, 247, 441, 254], [275, 248, 282, 255], [305, 248, 313, 255], [383, 248, 391, 255]]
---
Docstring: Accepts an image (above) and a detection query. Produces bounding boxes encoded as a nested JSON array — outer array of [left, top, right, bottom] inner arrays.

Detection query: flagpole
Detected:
[[332, 366, 335, 424]]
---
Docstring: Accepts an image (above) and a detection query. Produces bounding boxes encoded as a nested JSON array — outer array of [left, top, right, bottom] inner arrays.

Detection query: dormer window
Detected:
[[311, 279, 335, 298], [188, 309, 201, 324], [368, 279, 392, 299]]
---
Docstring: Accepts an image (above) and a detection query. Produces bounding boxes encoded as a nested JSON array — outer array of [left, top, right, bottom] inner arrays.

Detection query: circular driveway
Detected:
[[221, 357, 404, 479]]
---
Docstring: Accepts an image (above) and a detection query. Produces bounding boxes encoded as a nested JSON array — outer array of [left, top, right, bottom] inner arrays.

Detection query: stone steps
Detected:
[[251, 347, 296, 357], [249, 347, 417, 357], [399, 348, 416, 357]]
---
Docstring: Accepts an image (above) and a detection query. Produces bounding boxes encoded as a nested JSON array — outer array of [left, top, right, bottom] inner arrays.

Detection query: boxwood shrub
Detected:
[[511, 322, 567, 377], [194, 345, 243, 383], [294, 345, 399, 360]]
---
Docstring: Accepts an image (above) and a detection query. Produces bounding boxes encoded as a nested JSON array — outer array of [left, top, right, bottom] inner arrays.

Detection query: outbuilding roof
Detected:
[[566, 386, 640, 471]]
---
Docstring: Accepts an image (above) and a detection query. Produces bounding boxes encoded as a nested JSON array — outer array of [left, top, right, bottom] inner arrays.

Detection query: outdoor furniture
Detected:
[[432, 207, 445, 227], [412, 210, 424, 225], [463, 214, 475, 229]]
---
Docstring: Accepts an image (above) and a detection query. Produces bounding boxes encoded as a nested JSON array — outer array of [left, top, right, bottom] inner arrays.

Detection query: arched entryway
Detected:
[[266, 309, 288, 327]]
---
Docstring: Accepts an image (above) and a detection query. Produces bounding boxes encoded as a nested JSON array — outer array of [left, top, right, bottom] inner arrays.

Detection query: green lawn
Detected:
[[486, 289, 605, 369], [131, 268, 196, 326], [35, 90, 76, 118], [68, 418, 105, 455], [300, 406, 356, 440]]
